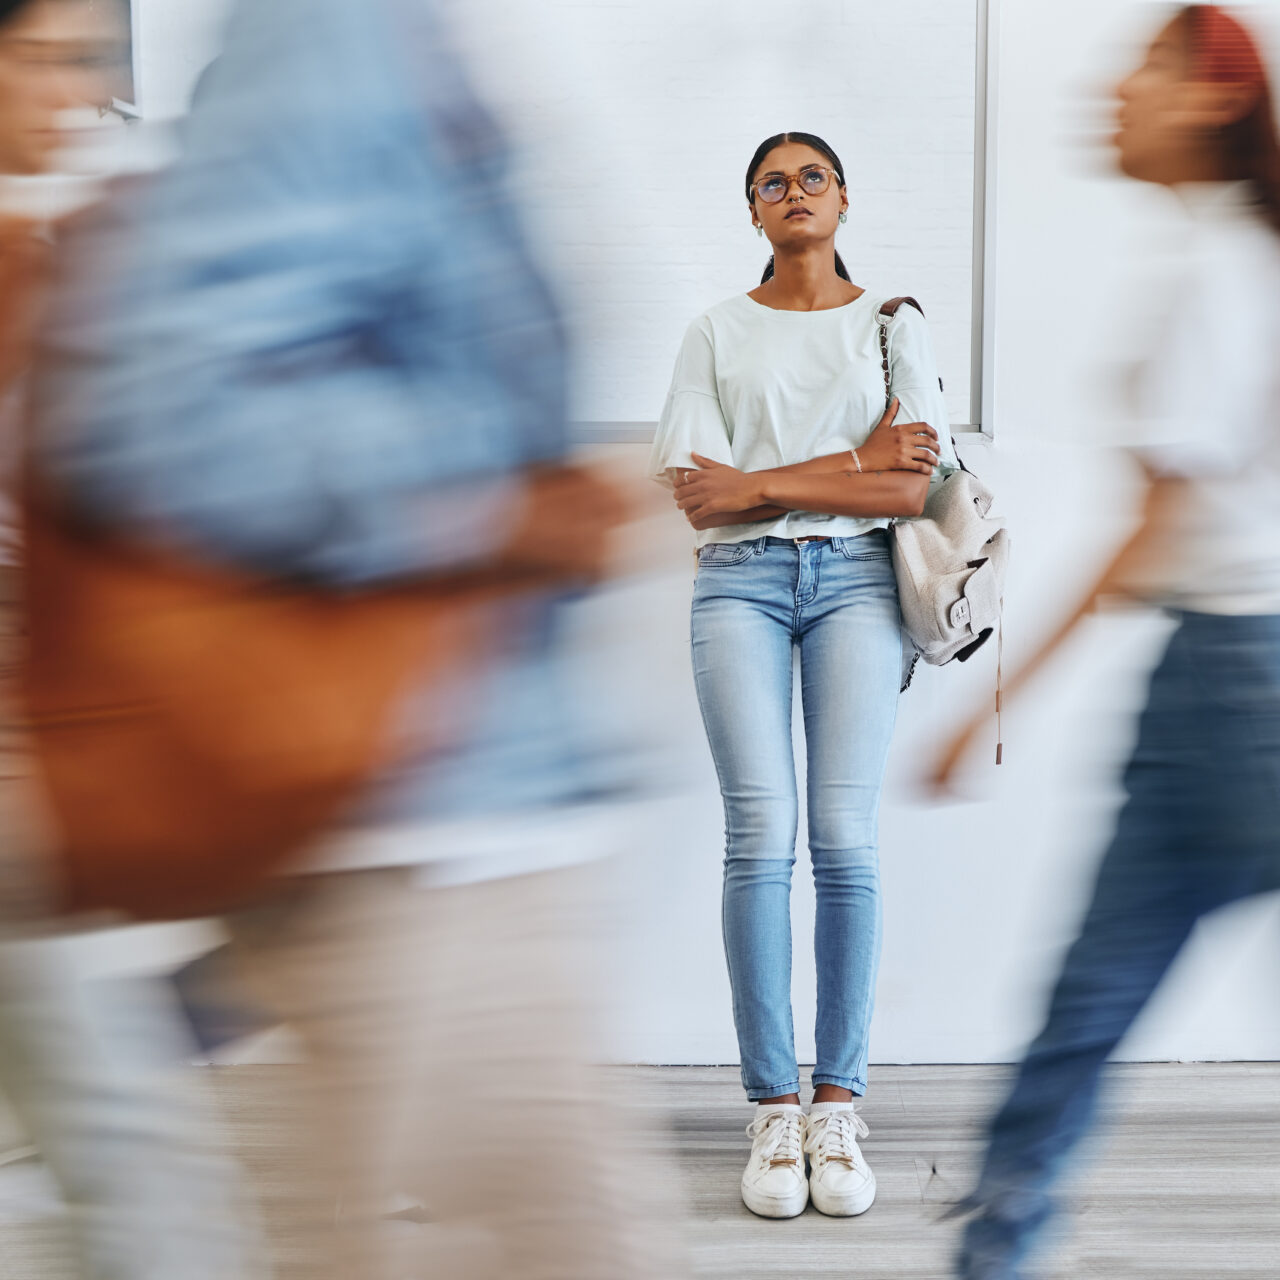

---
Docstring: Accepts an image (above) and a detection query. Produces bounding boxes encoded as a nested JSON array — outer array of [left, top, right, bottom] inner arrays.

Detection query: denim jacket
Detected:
[[34, 0, 621, 828], [36, 0, 567, 586]]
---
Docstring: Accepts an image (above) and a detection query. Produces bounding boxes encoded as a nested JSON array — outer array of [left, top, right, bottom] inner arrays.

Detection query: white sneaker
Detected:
[[804, 1102, 876, 1217], [741, 1104, 808, 1218]]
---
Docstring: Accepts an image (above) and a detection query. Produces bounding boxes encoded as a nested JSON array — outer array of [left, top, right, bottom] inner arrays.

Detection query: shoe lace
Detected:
[[804, 1110, 870, 1169], [745, 1111, 803, 1170]]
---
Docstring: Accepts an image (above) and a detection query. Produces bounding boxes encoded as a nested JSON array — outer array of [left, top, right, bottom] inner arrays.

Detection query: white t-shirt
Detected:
[[1128, 182, 1280, 615], [647, 290, 958, 546]]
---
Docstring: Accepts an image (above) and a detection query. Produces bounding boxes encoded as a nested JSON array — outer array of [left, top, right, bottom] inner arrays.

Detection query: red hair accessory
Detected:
[[1188, 5, 1268, 88]]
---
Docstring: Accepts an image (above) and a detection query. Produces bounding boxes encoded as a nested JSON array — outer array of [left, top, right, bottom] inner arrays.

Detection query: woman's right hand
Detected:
[[856, 398, 940, 475]]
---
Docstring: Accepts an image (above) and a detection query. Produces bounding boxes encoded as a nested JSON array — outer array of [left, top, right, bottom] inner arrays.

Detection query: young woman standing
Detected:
[[649, 131, 957, 1218]]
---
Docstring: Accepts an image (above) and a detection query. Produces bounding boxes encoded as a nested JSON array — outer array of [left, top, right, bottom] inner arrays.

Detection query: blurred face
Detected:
[[0, 0, 125, 175], [1114, 15, 1256, 185], [748, 141, 848, 252]]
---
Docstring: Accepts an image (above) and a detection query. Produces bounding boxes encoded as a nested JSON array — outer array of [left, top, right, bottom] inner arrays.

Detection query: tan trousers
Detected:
[[228, 860, 689, 1280], [0, 593, 271, 1279]]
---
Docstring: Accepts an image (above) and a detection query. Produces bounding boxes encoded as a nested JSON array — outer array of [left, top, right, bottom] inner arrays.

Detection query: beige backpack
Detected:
[[878, 298, 1009, 754]]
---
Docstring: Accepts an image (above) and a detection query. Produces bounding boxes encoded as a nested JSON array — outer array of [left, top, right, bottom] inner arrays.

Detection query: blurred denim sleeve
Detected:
[[37, 0, 568, 585]]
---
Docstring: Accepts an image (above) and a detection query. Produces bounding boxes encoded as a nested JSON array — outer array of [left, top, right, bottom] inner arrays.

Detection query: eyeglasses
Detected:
[[751, 165, 840, 204]]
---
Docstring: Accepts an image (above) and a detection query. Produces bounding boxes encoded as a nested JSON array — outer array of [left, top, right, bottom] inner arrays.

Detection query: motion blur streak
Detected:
[[4, 0, 685, 1277], [947, 8, 1280, 1278]]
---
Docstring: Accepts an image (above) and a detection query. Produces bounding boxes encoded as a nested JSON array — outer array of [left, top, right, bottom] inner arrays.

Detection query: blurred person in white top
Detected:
[[933, 8, 1280, 1279]]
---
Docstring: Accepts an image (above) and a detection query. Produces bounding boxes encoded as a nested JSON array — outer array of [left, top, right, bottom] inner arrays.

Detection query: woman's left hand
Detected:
[[673, 454, 762, 523]]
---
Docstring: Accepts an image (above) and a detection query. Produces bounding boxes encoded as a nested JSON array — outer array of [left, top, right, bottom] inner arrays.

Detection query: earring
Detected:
[[839, 211, 848, 225], [756, 225, 763, 238]]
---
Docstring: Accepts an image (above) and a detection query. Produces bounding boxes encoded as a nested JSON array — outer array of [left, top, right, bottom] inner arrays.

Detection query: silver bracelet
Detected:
[[851, 449, 863, 474]]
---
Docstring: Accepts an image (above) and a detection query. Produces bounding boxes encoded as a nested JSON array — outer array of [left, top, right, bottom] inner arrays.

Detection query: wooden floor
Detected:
[[1, 1063, 1277, 1278], [634, 1064, 1280, 1279]]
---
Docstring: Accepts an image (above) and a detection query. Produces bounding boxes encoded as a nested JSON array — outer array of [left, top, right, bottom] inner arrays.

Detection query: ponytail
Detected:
[[1232, 86, 1280, 236], [0, 0, 36, 23]]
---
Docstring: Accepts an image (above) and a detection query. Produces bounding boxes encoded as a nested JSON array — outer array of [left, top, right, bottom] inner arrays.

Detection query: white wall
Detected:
[[603, 0, 1280, 1068], [134, 0, 231, 120], [61, 0, 1280, 1068], [443, 0, 979, 427]]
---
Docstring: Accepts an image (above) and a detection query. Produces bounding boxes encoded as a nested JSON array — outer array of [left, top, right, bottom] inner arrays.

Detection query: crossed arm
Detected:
[[672, 397, 942, 530]]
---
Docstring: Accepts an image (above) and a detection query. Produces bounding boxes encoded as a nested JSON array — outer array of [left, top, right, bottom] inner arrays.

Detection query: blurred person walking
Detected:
[[649, 131, 957, 1219], [0, 2, 272, 1277], [933, 7, 1280, 1277], [30, 1, 687, 1277]]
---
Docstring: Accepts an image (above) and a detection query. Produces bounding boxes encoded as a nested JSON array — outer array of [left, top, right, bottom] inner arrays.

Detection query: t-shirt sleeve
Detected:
[[1128, 266, 1270, 479], [647, 317, 734, 489], [887, 304, 959, 484]]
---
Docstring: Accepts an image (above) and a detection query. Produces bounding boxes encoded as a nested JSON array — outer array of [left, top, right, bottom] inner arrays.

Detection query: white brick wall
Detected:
[[134, 0, 233, 120], [444, 0, 979, 427], [71, 0, 1280, 1067], [130, 1, 983, 425]]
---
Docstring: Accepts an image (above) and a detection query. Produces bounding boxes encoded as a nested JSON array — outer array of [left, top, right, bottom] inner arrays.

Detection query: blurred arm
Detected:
[[927, 472, 1180, 789], [998, 473, 1181, 704]]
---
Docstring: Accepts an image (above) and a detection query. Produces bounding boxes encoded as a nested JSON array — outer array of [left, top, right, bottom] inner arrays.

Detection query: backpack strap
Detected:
[[876, 297, 928, 405], [877, 296, 925, 323], [877, 294, 966, 472]]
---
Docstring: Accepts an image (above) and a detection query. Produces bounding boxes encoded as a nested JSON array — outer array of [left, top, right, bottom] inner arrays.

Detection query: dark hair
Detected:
[[1177, 5, 1280, 236], [0, 0, 95, 26], [745, 131, 851, 284]]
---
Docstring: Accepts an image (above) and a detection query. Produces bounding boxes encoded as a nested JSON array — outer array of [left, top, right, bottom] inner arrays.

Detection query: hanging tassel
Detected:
[[995, 608, 1004, 764]]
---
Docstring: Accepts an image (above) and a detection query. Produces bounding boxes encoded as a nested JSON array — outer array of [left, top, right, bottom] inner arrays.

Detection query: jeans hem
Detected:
[[810, 1073, 867, 1095], [745, 1080, 802, 1102]]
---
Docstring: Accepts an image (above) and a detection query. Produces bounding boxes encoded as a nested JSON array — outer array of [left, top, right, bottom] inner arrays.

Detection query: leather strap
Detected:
[[877, 295, 967, 473], [877, 296, 925, 322], [877, 298, 925, 410]]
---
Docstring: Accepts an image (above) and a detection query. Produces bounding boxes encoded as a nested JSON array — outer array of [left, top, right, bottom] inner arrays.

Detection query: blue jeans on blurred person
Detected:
[[958, 611, 1280, 1280], [690, 533, 904, 1101]]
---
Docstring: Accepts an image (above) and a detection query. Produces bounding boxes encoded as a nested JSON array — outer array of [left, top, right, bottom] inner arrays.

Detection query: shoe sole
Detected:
[[810, 1171, 877, 1218], [741, 1180, 809, 1219]]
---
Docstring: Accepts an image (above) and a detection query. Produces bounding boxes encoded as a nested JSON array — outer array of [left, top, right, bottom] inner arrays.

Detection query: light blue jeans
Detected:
[[690, 533, 904, 1100]]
